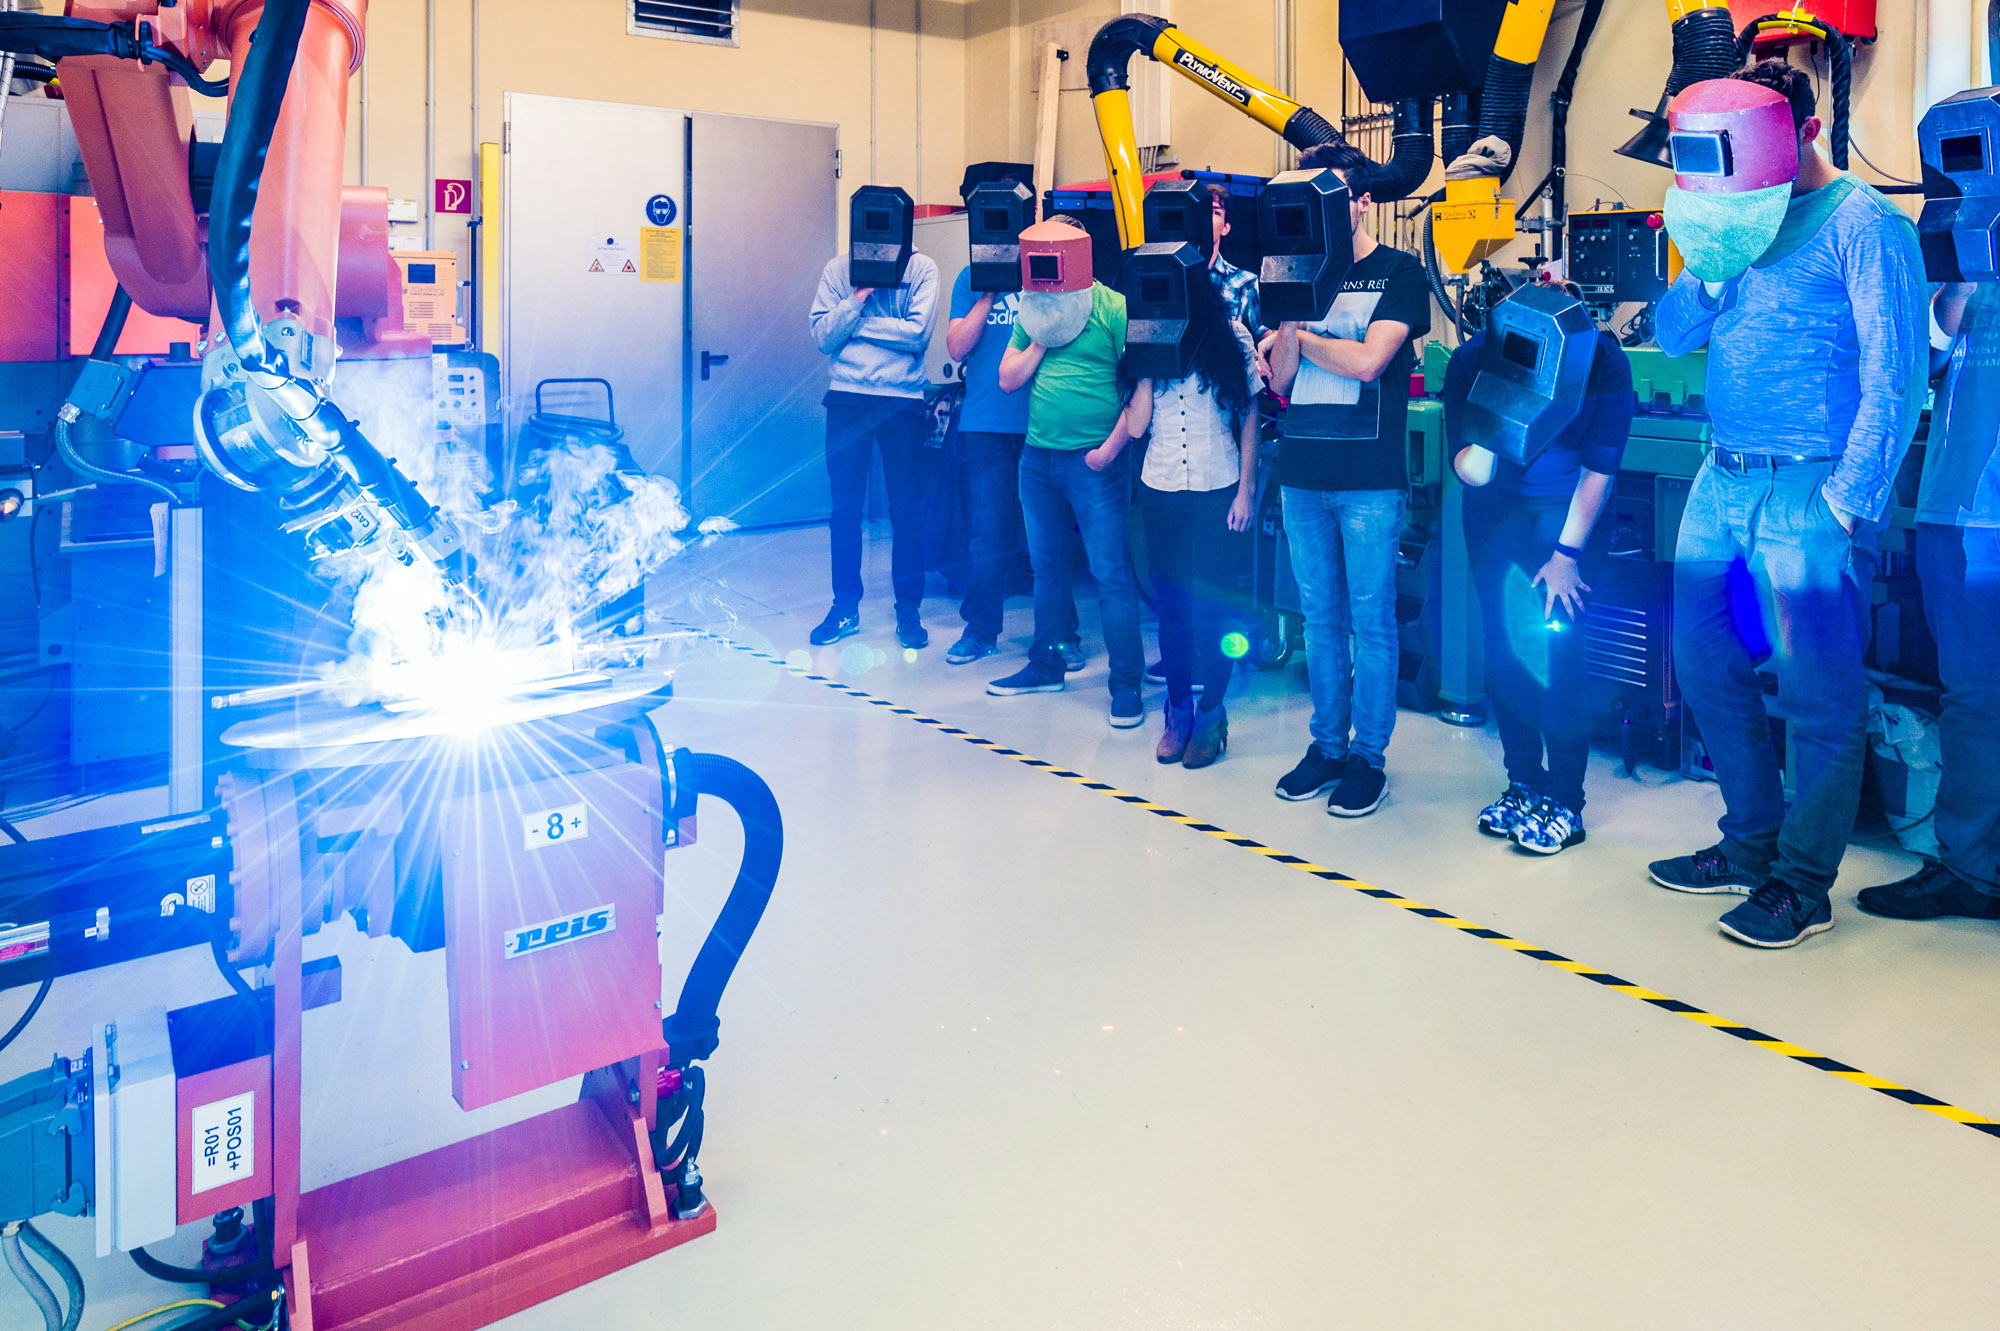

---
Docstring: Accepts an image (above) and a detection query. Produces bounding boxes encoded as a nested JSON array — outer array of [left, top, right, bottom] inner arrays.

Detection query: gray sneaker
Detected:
[[1059, 638, 1087, 673], [945, 630, 997, 665]]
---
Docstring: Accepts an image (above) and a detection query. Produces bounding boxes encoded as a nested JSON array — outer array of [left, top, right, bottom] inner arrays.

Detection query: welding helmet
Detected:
[[1660, 79, 1801, 283], [1015, 219, 1096, 347]]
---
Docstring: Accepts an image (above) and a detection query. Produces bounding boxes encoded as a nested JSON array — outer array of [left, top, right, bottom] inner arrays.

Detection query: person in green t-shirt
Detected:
[[984, 220, 1147, 729]]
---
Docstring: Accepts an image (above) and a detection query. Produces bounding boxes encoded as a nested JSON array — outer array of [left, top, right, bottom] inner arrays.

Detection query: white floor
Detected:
[[9, 523, 2000, 1330]]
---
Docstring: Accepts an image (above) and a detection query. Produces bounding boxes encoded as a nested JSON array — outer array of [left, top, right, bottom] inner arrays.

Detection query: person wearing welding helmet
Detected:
[[1266, 141, 1432, 817], [1852, 282, 2000, 927], [1647, 61, 1926, 948], [1445, 282, 1633, 855]]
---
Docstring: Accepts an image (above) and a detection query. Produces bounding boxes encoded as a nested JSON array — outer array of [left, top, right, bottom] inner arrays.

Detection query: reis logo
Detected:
[[504, 905, 615, 959]]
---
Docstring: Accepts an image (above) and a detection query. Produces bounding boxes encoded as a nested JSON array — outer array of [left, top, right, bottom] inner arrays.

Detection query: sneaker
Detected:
[[1511, 796, 1585, 855], [1718, 880, 1834, 948], [1275, 746, 1344, 801], [1109, 688, 1144, 728], [986, 664, 1064, 696], [1182, 704, 1228, 769], [1856, 861, 2000, 921], [896, 613, 929, 650], [1477, 783, 1538, 838], [1144, 660, 1203, 692], [1156, 697, 1194, 763], [1059, 638, 1087, 673], [1648, 844, 1761, 895], [1327, 756, 1388, 818], [809, 607, 859, 646], [944, 631, 998, 666]]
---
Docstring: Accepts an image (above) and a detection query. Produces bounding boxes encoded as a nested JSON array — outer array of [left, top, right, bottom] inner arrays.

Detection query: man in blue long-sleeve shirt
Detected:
[[1645, 62, 1927, 948], [807, 228, 942, 649]]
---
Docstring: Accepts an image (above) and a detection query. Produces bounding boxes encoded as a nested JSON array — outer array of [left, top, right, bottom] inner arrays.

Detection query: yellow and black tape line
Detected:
[[679, 623, 2000, 1143]]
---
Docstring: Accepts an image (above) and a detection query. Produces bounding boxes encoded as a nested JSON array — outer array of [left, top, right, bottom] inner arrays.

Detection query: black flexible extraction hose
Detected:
[[1439, 91, 1478, 166], [1472, 48, 1536, 183], [660, 753, 782, 1066], [1618, 6, 1742, 167], [1546, 0, 1608, 262], [1733, 17, 1851, 170]]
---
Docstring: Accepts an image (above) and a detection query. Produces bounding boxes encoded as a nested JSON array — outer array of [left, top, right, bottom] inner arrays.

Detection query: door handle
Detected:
[[701, 351, 730, 380]]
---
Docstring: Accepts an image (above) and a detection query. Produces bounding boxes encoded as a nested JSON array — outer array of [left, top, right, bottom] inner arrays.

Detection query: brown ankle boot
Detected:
[[1182, 704, 1227, 768], [1156, 698, 1194, 763]]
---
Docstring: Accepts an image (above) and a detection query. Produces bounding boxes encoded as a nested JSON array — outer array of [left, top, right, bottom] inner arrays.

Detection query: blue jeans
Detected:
[[1673, 457, 1875, 901], [1282, 486, 1406, 767], [1918, 523, 2000, 895], [958, 429, 1076, 641], [1019, 445, 1144, 692]]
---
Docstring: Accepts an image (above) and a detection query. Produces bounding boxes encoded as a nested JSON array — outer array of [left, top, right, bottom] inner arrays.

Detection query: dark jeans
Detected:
[[826, 399, 926, 614], [1142, 484, 1240, 708], [1918, 523, 2000, 895], [1019, 445, 1144, 693], [1673, 457, 1875, 901], [1464, 491, 1592, 813], [958, 429, 1076, 642]]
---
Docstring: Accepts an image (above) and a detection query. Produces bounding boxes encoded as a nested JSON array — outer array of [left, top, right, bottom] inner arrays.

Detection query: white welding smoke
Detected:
[[314, 375, 710, 708]]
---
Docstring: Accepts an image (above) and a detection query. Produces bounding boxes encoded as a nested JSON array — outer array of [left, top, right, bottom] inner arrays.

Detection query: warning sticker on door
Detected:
[[640, 226, 682, 283], [191, 1091, 254, 1195], [589, 237, 631, 274]]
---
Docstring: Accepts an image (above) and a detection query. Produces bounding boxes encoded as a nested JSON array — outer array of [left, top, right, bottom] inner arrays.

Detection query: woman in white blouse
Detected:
[[1113, 281, 1262, 768]]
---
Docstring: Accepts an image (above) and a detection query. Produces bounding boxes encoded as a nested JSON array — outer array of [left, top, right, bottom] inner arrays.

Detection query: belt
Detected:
[[1709, 447, 1838, 472]]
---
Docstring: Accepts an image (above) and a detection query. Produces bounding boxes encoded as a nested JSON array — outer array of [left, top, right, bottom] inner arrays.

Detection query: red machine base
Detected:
[[292, 1095, 715, 1331]]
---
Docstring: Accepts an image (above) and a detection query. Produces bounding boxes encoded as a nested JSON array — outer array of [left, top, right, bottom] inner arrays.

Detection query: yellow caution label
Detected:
[[641, 226, 682, 283]]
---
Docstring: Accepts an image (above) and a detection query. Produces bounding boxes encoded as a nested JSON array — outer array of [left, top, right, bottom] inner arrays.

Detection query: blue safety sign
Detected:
[[646, 194, 678, 226]]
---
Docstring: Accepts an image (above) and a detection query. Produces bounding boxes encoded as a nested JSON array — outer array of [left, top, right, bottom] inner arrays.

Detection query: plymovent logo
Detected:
[[504, 905, 615, 959], [1174, 49, 1252, 106]]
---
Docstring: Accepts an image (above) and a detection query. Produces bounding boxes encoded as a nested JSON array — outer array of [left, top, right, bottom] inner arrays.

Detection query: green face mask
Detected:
[[1662, 181, 1794, 283]]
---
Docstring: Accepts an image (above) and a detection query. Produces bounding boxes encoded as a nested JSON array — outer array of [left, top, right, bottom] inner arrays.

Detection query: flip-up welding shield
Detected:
[[1118, 241, 1207, 382], [1257, 168, 1354, 323], [1462, 284, 1600, 468], [1919, 87, 2000, 283], [849, 184, 916, 288], [966, 181, 1036, 292], [1142, 178, 1214, 261]]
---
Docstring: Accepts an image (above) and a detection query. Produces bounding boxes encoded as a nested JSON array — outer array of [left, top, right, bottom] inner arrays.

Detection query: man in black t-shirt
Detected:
[[1444, 303, 1633, 855], [1266, 142, 1432, 817]]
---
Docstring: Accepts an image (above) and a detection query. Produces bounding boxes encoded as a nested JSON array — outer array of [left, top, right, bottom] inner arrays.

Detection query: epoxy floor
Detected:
[[9, 523, 2000, 1330]]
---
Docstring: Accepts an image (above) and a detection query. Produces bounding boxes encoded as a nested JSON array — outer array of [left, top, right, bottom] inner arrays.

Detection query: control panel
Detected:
[[1568, 209, 1671, 305]]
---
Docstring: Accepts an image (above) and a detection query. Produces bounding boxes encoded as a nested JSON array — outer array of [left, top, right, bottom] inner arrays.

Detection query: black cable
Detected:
[[1546, 0, 1608, 263], [0, 978, 52, 1055], [17, 1221, 83, 1331], [131, 1244, 275, 1287], [0, 814, 24, 844], [205, 913, 259, 1003], [91, 285, 133, 361], [0, 13, 225, 96]]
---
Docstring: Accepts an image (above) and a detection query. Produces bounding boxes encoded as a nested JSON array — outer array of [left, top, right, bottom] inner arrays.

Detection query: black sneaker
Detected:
[[1108, 688, 1144, 728], [810, 607, 859, 646], [896, 613, 929, 650], [944, 631, 998, 666], [1327, 756, 1388, 818], [1059, 638, 1087, 673], [987, 664, 1064, 696], [1857, 861, 2000, 921], [1648, 844, 1761, 895], [1143, 659, 1202, 692], [1477, 783, 1537, 838], [1274, 746, 1344, 801], [1718, 880, 1833, 948]]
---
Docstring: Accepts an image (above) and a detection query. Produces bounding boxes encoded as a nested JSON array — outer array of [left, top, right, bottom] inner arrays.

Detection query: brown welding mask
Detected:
[[1016, 219, 1096, 348]]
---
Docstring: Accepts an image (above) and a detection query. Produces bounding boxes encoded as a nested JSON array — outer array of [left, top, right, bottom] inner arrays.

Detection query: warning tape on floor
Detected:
[[677, 623, 2000, 1143]]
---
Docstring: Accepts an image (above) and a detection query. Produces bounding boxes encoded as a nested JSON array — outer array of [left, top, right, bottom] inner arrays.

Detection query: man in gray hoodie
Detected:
[[808, 238, 942, 648]]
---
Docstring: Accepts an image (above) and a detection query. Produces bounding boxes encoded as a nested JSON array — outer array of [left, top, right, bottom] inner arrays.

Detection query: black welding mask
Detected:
[[1142, 178, 1214, 262], [1462, 283, 1600, 469], [849, 185, 916, 288], [1257, 168, 1354, 323], [1118, 242, 1207, 382], [1919, 86, 2000, 283], [966, 180, 1035, 292]]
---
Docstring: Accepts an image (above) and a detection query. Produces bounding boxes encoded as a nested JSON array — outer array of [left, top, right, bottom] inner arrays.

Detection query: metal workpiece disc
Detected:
[[220, 666, 676, 751]]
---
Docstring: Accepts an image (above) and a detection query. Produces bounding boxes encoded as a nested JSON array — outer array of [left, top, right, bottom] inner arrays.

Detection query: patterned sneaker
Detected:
[[809, 606, 859, 646], [1511, 795, 1584, 855], [1648, 844, 1761, 895], [1477, 783, 1538, 838], [1718, 880, 1834, 948]]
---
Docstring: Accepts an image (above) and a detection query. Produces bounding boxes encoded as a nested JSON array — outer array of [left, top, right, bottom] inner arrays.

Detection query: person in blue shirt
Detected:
[[1858, 280, 2000, 925], [942, 188, 1078, 668], [1445, 287, 1633, 855], [1645, 62, 1927, 948]]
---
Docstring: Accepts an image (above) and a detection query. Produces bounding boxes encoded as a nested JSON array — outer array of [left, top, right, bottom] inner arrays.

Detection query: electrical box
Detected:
[[1568, 209, 1671, 306], [391, 251, 465, 345]]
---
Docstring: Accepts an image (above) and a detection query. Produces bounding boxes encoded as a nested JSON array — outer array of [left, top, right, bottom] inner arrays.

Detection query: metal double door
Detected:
[[504, 95, 837, 528]]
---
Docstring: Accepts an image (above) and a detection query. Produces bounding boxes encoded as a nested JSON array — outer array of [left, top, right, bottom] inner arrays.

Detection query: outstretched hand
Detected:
[[1533, 552, 1590, 621]]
